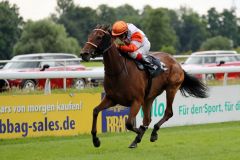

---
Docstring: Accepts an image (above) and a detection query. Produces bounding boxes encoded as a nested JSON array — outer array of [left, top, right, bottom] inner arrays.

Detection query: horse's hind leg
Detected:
[[150, 86, 179, 142], [91, 96, 116, 147], [125, 100, 143, 148], [128, 99, 154, 148]]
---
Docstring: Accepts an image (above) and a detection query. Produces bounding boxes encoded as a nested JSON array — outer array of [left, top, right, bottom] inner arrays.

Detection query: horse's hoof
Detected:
[[128, 142, 137, 148], [150, 133, 158, 142], [93, 137, 101, 148]]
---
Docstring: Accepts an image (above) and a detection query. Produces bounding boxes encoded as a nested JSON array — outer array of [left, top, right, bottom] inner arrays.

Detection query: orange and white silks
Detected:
[[118, 23, 151, 60]]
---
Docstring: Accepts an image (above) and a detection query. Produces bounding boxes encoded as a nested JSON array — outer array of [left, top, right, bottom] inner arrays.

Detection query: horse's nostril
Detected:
[[81, 53, 91, 62], [80, 52, 86, 55]]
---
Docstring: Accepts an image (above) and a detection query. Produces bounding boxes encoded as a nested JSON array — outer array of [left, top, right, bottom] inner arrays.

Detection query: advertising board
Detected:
[[102, 105, 129, 132], [136, 85, 240, 128], [0, 93, 101, 139]]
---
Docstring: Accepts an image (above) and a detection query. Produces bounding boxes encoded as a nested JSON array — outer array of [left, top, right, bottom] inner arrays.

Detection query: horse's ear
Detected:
[[106, 24, 112, 35], [102, 24, 109, 29], [96, 24, 101, 28]]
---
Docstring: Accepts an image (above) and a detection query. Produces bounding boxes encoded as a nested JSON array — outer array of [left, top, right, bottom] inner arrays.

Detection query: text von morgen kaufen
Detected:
[[0, 101, 83, 115], [0, 101, 83, 137]]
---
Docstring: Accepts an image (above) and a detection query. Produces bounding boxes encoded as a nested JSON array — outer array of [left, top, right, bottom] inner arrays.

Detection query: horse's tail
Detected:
[[180, 71, 209, 98]]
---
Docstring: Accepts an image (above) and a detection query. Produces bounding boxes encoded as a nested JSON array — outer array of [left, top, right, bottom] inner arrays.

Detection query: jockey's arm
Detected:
[[118, 32, 143, 53], [119, 43, 138, 52]]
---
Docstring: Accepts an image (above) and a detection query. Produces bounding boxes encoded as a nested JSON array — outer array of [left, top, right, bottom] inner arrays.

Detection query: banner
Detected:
[[101, 93, 130, 132], [136, 85, 240, 128], [102, 105, 129, 132], [0, 93, 101, 139]]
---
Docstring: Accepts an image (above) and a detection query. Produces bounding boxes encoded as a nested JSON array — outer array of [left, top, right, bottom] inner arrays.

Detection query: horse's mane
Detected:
[[95, 24, 111, 34]]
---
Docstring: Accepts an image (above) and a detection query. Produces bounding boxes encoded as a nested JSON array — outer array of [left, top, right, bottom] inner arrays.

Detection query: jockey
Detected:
[[111, 20, 157, 70]]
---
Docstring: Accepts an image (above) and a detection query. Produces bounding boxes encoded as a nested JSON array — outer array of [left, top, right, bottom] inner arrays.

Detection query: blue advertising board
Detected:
[[101, 93, 130, 132]]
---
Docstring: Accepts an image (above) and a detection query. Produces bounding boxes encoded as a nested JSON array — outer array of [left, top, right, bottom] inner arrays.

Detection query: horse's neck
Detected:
[[103, 46, 125, 75]]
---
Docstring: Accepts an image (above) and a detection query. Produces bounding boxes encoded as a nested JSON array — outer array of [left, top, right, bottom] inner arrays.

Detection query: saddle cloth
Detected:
[[135, 55, 167, 78]]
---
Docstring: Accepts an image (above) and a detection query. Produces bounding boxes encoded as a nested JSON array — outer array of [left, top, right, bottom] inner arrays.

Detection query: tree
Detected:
[[55, 0, 74, 15], [57, 8, 97, 47], [13, 20, 80, 55], [160, 8, 181, 52], [205, 8, 221, 37], [52, 0, 98, 47], [200, 36, 233, 50], [142, 8, 177, 51], [0, 1, 23, 59], [96, 5, 117, 24], [115, 4, 141, 26], [220, 9, 239, 47], [178, 12, 208, 52], [160, 45, 176, 54], [205, 8, 240, 47]]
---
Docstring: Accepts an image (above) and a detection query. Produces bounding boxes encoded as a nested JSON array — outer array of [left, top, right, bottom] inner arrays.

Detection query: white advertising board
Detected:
[[136, 85, 240, 128]]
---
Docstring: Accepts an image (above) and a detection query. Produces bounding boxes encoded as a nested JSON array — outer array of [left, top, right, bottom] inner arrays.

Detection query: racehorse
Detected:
[[80, 24, 208, 148]]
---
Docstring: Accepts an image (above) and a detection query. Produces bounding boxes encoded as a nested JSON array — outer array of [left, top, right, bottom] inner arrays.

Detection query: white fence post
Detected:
[[44, 78, 51, 94], [63, 60, 67, 91], [223, 73, 228, 86]]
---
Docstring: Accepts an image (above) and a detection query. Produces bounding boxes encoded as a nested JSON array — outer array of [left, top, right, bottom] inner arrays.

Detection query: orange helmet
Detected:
[[112, 21, 128, 36]]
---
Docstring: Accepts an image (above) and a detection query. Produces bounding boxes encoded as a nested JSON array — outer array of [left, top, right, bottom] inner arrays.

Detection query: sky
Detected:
[[5, 0, 240, 21]]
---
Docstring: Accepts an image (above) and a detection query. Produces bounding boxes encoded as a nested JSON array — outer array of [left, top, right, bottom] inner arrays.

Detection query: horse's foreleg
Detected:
[[150, 87, 178, 142], [91, 96, 115, 147]]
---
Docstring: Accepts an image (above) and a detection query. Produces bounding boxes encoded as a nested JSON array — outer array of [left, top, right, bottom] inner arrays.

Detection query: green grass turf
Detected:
[[0, 121, 239, 160], [81, 61, 103, 67]]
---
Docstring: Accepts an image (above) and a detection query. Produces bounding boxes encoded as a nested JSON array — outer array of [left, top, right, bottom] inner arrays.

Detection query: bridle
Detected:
[[86, 29, 113, 54], [86, 28, 128, 77]]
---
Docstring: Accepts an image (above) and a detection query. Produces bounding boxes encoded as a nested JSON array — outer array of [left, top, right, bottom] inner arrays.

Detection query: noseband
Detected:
[[86, 29, 112, 53]]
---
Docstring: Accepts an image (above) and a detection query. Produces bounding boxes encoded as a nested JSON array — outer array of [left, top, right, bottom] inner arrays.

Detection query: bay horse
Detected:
[[80, 24, 208, 148]]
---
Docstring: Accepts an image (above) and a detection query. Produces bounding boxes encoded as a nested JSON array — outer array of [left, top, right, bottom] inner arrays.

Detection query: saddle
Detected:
[[135, 55, 167, 78], [119, 51, 167, 78]]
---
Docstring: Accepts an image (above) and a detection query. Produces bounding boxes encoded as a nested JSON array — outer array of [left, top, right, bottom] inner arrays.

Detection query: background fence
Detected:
[[0, 54, 240, 93]]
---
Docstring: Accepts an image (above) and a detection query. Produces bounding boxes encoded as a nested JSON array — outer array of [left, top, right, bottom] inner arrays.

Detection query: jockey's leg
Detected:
[[128, 46, 157, 71]]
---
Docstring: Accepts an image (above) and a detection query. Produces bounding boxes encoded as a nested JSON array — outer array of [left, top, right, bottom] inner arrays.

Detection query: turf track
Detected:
[[0, 121, 239, 160]]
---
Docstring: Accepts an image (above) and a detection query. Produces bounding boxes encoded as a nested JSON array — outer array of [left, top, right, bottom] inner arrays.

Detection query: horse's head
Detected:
[[80, 24, 112, 62]]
